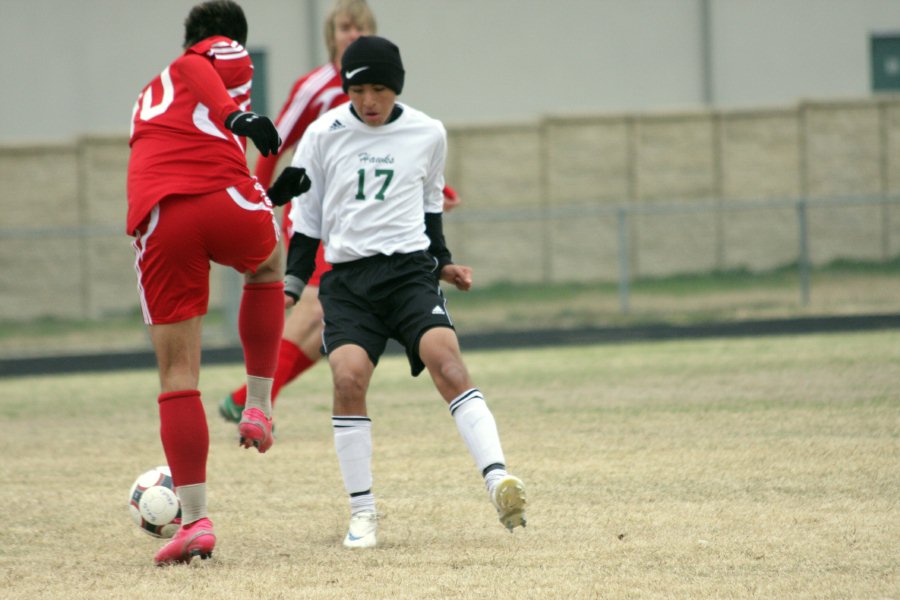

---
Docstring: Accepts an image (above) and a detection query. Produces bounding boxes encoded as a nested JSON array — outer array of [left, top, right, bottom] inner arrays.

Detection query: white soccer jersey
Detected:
[[288, 102, 447, 264]]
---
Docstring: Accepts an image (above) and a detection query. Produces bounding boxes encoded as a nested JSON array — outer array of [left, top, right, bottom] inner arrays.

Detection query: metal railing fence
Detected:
[[1, 194, 897, 333]]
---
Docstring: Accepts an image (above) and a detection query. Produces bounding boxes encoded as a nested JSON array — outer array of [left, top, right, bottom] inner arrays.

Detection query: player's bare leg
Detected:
[[148, 316, 217, 564], [150, 317, 203, 394], [286, 284, 326, 359], [419, 327, 527, 531]]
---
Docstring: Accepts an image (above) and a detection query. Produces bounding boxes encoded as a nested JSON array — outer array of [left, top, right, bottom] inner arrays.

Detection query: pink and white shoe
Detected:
[[154, 518, 216, 566], [238, 407, 274, 453]]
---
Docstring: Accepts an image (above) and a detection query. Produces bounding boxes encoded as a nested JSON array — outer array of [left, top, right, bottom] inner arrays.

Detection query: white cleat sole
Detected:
[[493, 475, 527, 532]]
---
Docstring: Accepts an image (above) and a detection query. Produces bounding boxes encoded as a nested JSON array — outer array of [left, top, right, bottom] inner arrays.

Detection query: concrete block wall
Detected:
[[78, 136, 137, 319], [2, 96, 899, 321], [0, 145, 82, 319]]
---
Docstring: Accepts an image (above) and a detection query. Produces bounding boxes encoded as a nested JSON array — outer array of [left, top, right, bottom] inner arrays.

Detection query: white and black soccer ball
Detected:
[[128, 466, 181, 538]]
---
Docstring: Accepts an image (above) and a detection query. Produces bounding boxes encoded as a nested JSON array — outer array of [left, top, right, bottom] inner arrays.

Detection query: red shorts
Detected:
[[281, 205, 331, 287], [132, 180, 279, 324]]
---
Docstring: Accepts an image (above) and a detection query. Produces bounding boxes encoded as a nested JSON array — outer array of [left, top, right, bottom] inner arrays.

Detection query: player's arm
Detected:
[[425, 213, 471, 291], [284, 233, 321, 304], [282, 128, 325, 304], [425, 129, 470, 290], [175, 54, 241, 122], [425, 212, 452, 272], [175, 53, 281, 156]]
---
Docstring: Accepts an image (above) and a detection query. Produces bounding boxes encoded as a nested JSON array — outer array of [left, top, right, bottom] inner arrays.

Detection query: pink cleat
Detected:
[[238, 407, 274, 453], [154, 518, 216, 566]]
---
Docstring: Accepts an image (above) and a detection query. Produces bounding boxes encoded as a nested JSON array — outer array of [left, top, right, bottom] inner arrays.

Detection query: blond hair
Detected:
[[324, 0, 377, 63]]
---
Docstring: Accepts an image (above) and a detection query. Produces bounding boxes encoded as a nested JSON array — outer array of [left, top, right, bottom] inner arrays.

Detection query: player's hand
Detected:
[[225, 110, 281, 157], [440, 264, 472, 291], [442, 187, 461, 212], [442, 193, 462, 212], [267, 167, 311, 206]]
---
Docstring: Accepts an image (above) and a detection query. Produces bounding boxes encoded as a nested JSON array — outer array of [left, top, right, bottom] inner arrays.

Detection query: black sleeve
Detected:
[[284, 232, 321, 300], [424, 212, 453, 272]]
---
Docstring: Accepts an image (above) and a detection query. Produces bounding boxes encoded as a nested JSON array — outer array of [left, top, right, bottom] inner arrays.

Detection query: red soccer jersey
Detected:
[[254, 63, 347, 188], [127, 36, 254, 234]]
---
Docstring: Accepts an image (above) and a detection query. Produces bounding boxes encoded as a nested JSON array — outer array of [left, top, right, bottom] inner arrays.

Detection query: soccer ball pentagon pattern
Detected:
[[128, 466, 181, 538]]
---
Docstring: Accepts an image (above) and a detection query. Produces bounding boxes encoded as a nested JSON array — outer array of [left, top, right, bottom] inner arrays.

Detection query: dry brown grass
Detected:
[[0, 331, 898, 599]]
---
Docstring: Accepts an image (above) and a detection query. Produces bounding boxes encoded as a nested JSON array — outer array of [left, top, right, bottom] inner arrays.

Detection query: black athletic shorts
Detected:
[[318, 251, 455, 376]]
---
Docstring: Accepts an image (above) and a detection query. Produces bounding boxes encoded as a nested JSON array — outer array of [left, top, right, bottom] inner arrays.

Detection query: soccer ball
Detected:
[[128, 466, 181, 538]]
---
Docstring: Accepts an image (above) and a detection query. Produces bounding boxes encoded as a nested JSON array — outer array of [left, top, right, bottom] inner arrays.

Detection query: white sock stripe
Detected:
[[449, 388, 484, 416], [332, 416, 372, 428]]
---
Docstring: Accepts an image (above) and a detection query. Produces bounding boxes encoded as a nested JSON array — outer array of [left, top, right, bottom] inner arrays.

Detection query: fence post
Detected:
[[796, 199, 811, 306], [76, 139, 91, 319], [617, 207, 630, 315], [539, 119, 552, 283]]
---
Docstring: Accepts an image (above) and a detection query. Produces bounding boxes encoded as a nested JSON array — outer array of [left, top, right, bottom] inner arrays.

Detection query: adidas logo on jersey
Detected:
[[328, 119, 345, 131], [432, 305, 446, 315]]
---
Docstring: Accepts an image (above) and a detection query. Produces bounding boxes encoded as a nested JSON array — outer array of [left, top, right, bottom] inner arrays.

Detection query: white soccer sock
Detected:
[[333, 416, 373, 498], [449, 388, 506, 475], [245, 375, 273, 417], [484, 467, 510, 496], [350, 492, 376, 515], [176, 483, 207, 524]]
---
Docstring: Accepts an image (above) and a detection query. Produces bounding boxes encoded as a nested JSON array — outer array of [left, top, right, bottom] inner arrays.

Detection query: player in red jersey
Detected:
[[127, 0, 293, 566], [219, 0, 461, 423]]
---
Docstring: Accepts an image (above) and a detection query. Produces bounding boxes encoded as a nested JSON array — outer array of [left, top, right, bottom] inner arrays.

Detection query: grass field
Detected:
[[0, 330, 897, 599]]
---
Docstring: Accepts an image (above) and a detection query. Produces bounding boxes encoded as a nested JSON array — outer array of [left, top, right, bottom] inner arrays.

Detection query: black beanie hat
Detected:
[[341, 36, 405, 94]]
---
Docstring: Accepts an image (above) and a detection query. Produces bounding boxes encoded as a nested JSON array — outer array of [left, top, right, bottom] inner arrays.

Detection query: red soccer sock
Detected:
[[238, 282, 285, 379], [271, 339, 317, 408], [230, 338, 317, 408], [231, 384, 248, 407], [158, 390, 208, 488]]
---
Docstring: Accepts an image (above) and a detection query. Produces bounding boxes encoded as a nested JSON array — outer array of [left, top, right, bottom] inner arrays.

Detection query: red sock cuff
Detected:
[[158, 389, 201, 404], [243, 281, 284, 292]]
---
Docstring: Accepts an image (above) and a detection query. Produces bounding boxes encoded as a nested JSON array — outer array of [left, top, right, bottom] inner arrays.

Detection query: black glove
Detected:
[[224, 110, 281, 157], [267, 167, 311, 206]]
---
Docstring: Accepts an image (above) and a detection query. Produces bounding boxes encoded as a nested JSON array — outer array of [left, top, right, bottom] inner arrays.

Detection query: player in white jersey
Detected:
[[282, 36, 527, 548], [218, 0, 461, 426]]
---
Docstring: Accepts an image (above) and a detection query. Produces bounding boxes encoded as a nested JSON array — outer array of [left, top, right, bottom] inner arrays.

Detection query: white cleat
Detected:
[[343, 511, 377, 548], [492, 475, 527, 532]]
